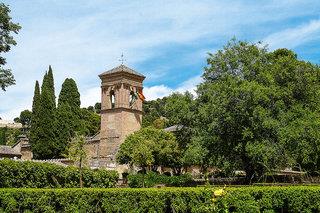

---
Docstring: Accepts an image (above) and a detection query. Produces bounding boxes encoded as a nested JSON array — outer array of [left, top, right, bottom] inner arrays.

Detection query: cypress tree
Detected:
[[56, 102, 73, 156], [41, 72, 47, 91], [58, 78, 80, 108], [29, 81, 41, 152], [46, 65, 56, 106], [35, 67, 57, 159], [32, 81, 40, 117], [56, 78, 81, 156]]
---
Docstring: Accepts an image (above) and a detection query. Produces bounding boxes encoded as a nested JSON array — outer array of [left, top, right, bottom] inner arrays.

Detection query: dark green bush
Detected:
[[0, 188, 214, 212], [1, 186, 320, 212], [221, 186, 320, 212], [0, 159, 118, 188], [128, 172, 193, 187]]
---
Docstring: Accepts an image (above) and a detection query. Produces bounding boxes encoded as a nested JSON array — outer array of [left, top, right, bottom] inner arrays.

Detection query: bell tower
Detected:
[[98, 64, 145, 164]]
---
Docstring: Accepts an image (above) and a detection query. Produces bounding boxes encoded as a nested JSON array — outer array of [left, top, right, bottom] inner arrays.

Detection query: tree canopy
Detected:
[[116, 127, 180, 172], [32, 67, 57, 159], [0, 3, 21, 91], [56, 78, 81, 156], [192, 39, 320, 180], [28, 70, 100, 159]]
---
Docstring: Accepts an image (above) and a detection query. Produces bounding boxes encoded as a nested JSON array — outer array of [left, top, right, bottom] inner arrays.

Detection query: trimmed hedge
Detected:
[[0, 159, 118, 188], [222, 186, 320, 212], [1, 186, 320, 212], [0, 188, 214, 212], [128, 172, 194, 187]]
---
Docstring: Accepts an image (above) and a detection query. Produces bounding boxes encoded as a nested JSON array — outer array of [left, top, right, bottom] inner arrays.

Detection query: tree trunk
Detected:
[[242, 155, 256, 184], [142, 166, 146, 188], [79, 156, 83, 188]]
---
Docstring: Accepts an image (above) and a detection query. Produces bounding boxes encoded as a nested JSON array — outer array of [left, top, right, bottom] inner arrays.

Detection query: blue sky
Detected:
[[1, 0, 320, 120]]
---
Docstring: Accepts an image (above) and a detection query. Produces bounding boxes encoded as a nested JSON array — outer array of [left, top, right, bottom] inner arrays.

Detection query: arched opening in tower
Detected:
[[129, 90, 137, 107], [110, 90, 115, 108]]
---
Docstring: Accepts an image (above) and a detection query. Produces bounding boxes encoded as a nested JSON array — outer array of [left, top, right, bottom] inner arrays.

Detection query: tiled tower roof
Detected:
[[99, 64, 145, 78]]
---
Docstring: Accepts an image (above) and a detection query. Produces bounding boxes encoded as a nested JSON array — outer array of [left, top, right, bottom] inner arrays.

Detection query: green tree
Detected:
[[29, 81, 41, 153], [34, 68, 57, 159], [142, 98, 167, 127], [152, 118, 166, 129], [18, 110, 32, 128], [13, 117, 20, 123], [56, 78, 81, 156], [56, 103, 73, 156], [0, 3, 21, 91], [46, 66, 56, 105], [65, 132, 87, 188], [79, 108, 100, 136], [94, 102, 101, 113], [116, 127, 180, 173], [87, 106, 94, 112], [164, 92, 195, 150], [58, 78, 80, 108], [194, 39, 320, 180]]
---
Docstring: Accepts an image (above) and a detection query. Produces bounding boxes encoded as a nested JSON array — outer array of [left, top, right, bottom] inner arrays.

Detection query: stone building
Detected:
[[86, 64, 145, 174], [0, 135, 33, 160]]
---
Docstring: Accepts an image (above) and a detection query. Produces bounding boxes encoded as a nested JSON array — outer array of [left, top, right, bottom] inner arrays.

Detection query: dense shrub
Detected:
[[128, 172, 193, 187], [1, 186, 320, 212], [0, 188, 214, 212], [0, 159, 118, 188], [221, 186, 320, 212]]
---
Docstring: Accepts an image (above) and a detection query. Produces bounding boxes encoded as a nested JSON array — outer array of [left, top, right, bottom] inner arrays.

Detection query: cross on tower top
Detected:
[[119, 53, 126, 65]]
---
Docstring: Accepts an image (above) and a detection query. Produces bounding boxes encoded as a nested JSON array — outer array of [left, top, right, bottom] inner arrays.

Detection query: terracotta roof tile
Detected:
[[99, 65, 145, 78]]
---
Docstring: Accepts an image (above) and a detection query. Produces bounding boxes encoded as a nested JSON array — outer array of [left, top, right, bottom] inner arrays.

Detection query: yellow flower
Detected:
[[214, 188, 225, 197], [211, 198, 216, 203]]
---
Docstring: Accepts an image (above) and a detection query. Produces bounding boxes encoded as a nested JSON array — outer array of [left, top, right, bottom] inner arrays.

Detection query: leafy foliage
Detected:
[[79, 107, 100, 136], [0, 3, 21, 91], [116, 127, 180, 171], [0, 159, 118, 188], [142, 97, 168, 127], [29, 81, 41, 155], [65, 133, 87, 187], [56, 78, 81, 155], [193, 39, 320, 180], [0, 187, 214, 212], [58, 78, 81, 108], [17, 109, 32, 128], [28, 70, 100, 159], [2, 186, 320, 212], [0, 127, 22, 145], [32, 67, 57, 159], [142, 92, 196, 170], [14, 109, 32, 134]]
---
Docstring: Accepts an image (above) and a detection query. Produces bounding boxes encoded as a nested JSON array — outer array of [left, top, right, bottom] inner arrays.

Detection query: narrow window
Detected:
[[110, 90, 115, 108], [129, 91, 136, 107]]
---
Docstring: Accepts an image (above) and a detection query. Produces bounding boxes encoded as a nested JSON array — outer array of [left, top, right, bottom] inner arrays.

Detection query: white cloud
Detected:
[[264, 19, 320, 50], [144, 75, 202, 100], [144, 85, 173, 100], [175, 75, 202, 95]]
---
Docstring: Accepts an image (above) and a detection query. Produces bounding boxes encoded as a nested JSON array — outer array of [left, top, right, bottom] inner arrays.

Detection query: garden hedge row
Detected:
[[0, 159, 118, 188], [1, 186, 320, 212], [128, 172, 194, 187]]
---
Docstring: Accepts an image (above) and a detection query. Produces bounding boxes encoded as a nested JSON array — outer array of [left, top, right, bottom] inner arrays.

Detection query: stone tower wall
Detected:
[[99, 72, 144, 164]]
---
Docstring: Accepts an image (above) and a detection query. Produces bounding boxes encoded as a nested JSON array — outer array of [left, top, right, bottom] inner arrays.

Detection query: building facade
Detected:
[[86, 64, 145, 172]]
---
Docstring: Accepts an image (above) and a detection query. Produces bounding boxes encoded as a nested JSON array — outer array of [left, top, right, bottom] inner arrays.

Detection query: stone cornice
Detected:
[[101, 107, 143, 114]]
